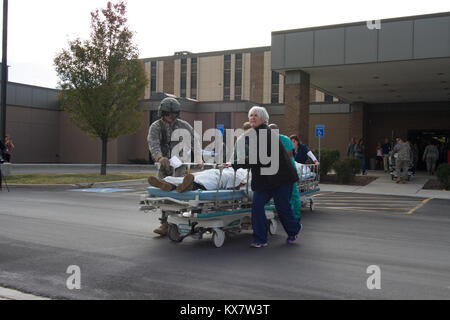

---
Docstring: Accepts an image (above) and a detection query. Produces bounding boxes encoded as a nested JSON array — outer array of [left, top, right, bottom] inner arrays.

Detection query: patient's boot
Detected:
[[176, 174, 195, 193], [148, 176, 175, 192], [153, 222, 169, 236]]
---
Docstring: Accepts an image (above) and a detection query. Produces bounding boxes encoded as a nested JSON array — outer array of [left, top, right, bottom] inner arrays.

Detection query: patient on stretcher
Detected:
[[148, 168, 249, 193]]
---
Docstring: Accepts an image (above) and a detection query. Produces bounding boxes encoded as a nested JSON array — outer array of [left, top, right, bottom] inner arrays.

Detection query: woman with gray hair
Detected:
[[227, 106, 301, 247], [248, 106, 269, 125]]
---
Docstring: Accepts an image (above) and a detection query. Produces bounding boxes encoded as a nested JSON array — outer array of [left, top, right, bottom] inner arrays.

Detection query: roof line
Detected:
[[272, 11, 450, 35], [142, 46, 271, 62]]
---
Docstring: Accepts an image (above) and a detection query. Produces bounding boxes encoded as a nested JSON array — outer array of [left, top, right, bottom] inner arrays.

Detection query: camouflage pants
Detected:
[[396, 160, 409, 180], [425, 156, 437, 174]]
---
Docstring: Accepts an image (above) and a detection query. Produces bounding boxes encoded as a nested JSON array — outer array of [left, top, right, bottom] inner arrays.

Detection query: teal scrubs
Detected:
[[279, 134, 301, 219]]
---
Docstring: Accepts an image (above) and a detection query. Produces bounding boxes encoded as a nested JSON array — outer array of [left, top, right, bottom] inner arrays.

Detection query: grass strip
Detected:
[[6, 173, 153, 185]]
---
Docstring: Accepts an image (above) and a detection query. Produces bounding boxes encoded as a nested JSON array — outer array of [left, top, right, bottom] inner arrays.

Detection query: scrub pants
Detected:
[[291, 182, 301, 220], [252, 184, 301, 244]]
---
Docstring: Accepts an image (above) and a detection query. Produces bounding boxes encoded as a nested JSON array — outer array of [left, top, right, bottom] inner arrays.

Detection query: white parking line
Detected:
[[0, 287, 50, 300]]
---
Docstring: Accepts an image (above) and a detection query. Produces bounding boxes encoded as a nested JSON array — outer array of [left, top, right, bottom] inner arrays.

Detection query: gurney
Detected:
[[139, 163, 277, 248], [296, 163, 320, 211]]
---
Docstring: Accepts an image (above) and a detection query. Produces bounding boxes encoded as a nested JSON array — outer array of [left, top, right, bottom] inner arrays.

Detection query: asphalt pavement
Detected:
[[0, 164, 449, 300], [0, 186, 449, 300]]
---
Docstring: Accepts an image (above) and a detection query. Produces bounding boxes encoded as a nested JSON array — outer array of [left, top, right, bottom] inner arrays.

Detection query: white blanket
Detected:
[[295, 162, 314, 179], [164, 168, 249, 190]]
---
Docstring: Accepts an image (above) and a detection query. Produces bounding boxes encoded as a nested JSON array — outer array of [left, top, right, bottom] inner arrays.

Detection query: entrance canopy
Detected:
[[271, 12, 450, 104]]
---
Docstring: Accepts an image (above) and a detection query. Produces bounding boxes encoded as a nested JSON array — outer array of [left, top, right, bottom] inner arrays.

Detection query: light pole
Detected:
[[0, 0, 8, 143]]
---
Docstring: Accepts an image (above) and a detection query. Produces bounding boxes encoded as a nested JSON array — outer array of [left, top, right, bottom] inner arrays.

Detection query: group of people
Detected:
[[347, 138, 367, 175], [147, 97, 319, 248], [347, 135, 446, 184], [0, 134, 15, 190]]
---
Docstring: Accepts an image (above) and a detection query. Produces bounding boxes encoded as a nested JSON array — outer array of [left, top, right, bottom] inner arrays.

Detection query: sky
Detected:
[[2, 0, 450, 89]]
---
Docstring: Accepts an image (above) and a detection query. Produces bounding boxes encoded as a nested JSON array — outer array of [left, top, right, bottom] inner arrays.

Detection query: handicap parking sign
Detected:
[[216, 124, 224, 136], [316, 125, 325, 138]]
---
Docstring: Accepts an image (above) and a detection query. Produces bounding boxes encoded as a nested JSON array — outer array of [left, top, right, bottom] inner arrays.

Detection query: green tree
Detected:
[[54, 1, 148, 175]]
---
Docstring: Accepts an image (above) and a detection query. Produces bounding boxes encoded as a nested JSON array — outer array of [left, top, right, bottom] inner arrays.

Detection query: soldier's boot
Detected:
[[176, 174, 195, 193], [148, 176, 176, 192], [153, 222, 169, 236]]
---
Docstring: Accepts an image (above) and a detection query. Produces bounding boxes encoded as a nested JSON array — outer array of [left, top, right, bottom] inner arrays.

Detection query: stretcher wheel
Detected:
[[269, 219, 277, 235], [212, 229, 225, 248], [168, 224, 182, 242]]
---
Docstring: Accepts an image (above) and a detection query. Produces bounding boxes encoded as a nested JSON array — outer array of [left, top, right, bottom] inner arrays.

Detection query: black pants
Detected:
[[193, 182, 206, 190]]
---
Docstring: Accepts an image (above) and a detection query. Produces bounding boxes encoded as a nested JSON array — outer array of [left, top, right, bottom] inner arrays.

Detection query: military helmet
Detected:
[[158, 97, 181, 118]]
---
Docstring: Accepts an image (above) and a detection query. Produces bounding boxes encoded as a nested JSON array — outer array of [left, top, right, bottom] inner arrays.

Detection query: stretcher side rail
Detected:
[[297, 164, 320, 211]]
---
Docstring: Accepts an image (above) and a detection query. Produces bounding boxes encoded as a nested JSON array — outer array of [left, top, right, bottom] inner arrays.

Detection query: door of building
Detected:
[[408, 129, 449, 170]]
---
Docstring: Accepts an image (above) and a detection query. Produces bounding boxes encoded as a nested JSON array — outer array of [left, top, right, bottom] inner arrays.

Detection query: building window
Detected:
[[235, 53, 242, 101], [324, 94, 333, 103], [271, 71, 279, 104], [223, 54, 231, 101], [180, 58, 187, 98], [190, 57, 197, 99], [150, 61, 157, 95]]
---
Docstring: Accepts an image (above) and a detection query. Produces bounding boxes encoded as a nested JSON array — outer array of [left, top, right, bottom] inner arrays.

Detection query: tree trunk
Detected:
[[101, 137, 108, 175]]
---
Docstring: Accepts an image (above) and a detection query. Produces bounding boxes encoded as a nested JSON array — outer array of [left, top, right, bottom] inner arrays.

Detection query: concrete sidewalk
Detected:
[[319, 170, 450, 200]]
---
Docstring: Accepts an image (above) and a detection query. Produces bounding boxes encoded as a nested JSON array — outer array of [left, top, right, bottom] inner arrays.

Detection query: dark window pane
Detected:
[[271, 94, 279, 104], [224, 72, 231, 86], [235, 71, 242, 86], [271, 71, 279, 85], [191, 75, 197, 89]]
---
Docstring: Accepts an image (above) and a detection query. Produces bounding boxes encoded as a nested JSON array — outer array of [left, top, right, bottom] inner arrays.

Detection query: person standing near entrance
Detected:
[[347, 137, 356, 158], [381, 138, 392, 172], [354, 139, 366, 175], [147, 97, 201, 236], [391, 137, 411, 183], [423, 141, 439, 175]]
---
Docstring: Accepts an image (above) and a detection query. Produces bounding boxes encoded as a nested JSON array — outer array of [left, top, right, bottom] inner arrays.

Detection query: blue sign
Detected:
[[315, 125, 325, 138], [216, 124, 224, 136]]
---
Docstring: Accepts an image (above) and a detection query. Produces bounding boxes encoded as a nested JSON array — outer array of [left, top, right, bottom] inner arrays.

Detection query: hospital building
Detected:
[[3, 11, 450, 168]]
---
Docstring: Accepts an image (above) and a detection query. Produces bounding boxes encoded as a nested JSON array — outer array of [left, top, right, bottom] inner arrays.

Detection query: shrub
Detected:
[[333, 158, 361, 183], [436, 163, 450, 190], [313, 149, 340, 178], [348, 157, 362, 175]]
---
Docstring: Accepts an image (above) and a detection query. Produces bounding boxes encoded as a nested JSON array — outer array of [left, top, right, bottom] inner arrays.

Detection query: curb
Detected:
[[318, 184, 450, 200]]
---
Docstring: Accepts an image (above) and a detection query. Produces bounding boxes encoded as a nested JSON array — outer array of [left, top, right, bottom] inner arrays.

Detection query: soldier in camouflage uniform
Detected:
[[147, 97, 201, 236], [391, 137, 412, 184]]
